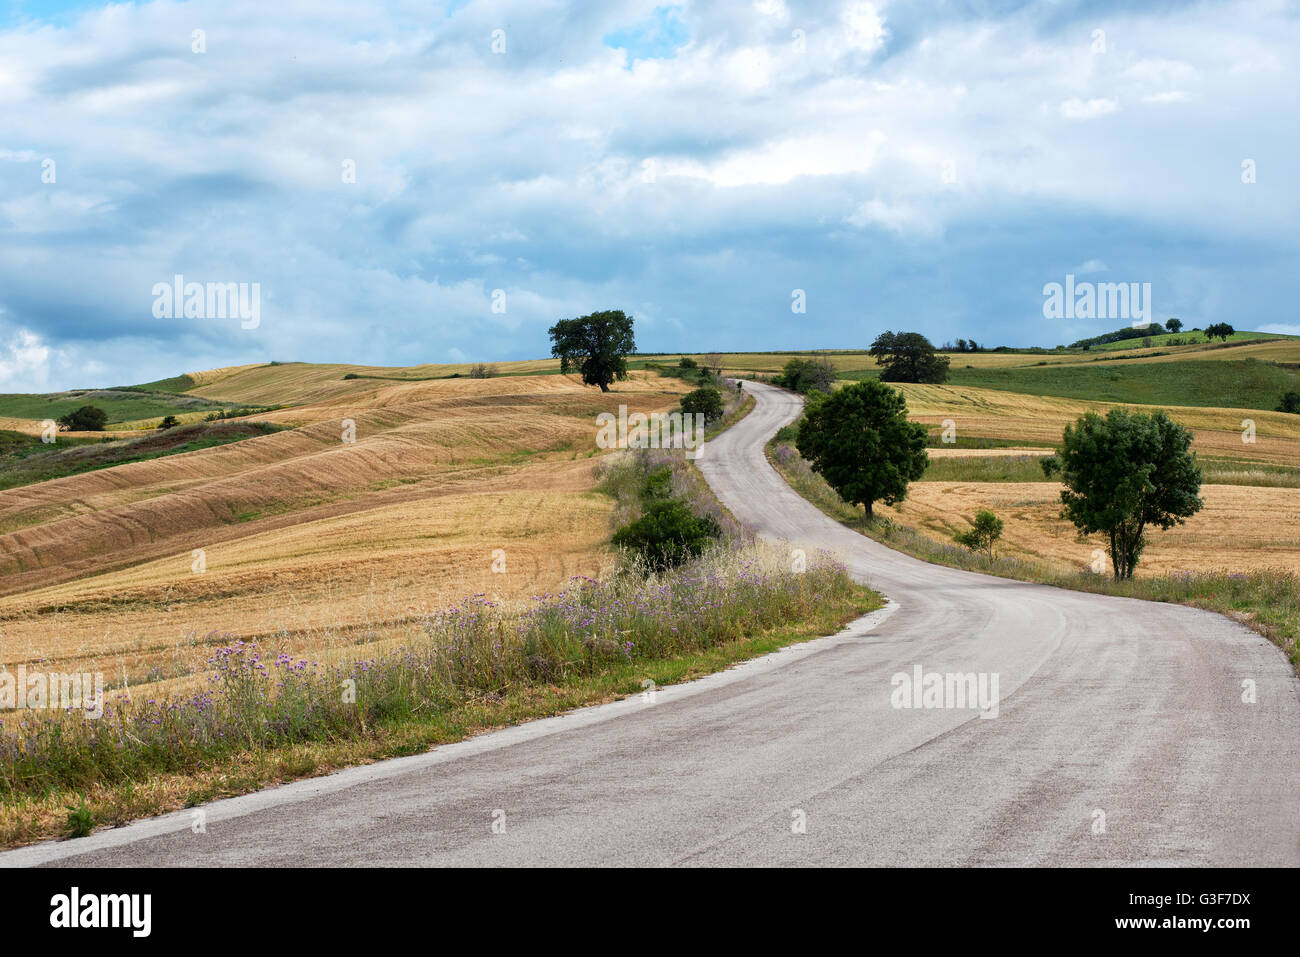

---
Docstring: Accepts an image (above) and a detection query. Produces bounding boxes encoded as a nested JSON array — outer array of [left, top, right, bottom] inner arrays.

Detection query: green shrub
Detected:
[[612, 498, 721, 570], [954, 510, 1004, 557], [681, 387, 724, 423]]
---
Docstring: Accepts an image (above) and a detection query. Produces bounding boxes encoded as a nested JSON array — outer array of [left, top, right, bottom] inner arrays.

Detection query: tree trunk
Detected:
[[599, 382, 609, 392]]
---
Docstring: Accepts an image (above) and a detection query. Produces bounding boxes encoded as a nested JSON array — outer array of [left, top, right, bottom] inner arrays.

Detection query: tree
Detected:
[[702, 353, 724, 377], [678, 356, 697, 369], [776, 357, 834, 394], [869, 331, 950, 383], [159, 415, 180, 429], [1205, 322, 1235, 342], [611, 498, 720, 570], [468, 363, 497, 378], [57, 405, 108, 432], [548, 310, 637, 392], [954, 510, 1003, 558], [795, 380, 929, 518], [1277, 391, 1300, 414], [1041, 409, 1203, 580], [680, 386, 724, 423], [1165, 317, 1183, 333]]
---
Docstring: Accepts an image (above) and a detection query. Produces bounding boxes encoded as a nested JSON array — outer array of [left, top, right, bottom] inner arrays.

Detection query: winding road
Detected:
[[5, 380, 1298, 867]]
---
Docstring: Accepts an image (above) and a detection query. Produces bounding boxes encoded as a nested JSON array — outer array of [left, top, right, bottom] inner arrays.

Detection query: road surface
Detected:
[[5, 380, 1298, 866]]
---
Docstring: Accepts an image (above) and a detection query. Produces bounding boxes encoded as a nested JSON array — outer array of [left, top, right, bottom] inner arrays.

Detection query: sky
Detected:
[[1, 0, 1297, 391]]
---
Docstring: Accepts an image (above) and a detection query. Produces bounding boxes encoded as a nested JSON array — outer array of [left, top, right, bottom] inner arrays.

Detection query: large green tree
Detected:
[[795, 380, 929, 518], [1042, 409, 1203, 579], [869, 331, 950, 383], [548, 310, 637, 392]]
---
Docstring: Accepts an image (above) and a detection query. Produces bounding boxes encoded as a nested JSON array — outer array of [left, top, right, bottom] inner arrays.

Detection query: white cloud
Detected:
[[843, 2, 888, 53], [1142, 91, 1188, 103], [0, 327, 52, 393], [1060, 97, 1120, 120]]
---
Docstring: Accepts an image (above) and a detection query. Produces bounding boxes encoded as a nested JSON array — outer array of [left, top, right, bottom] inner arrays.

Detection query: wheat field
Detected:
[[0, 368, 690, 696]]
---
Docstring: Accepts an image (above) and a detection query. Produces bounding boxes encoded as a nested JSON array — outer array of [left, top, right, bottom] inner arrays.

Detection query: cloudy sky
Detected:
[[1, 0, 1297, 391]]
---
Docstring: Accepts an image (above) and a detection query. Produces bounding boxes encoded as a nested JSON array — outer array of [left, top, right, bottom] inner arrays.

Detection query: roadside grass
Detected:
[[765, 432, 1300, 673], [0, 543, 878, 847], [0, 421, 287, 491]]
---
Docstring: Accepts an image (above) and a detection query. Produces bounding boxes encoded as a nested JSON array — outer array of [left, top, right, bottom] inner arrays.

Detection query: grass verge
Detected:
[[0, 545, 878, 848]]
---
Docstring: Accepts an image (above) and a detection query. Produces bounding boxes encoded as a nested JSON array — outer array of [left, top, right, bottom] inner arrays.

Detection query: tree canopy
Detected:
[[1205, 322, 1235, 342], [58, 405, 109, 431], [548, 310, 637, 392], [776, 356, 835, 394], [795, 379, 929, 517], [1042, 408, 1203, 579], [869, 331, 950, 383]]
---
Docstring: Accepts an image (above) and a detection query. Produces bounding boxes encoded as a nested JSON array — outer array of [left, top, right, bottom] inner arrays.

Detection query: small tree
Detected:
[[1165, 317, 1183, 333], [680, 387, 724, 423], [1276, 391, 1300, 414], [159, 415, 180, 429], [795, 380, 929, 518], [702, 353, 724, 377], [678, 356, 697, 370], [1042, 409, 1203, 580], [776, 357, 835, 394], [954, 509, 1003, 558], [1205, 322, 1235, 342], [468, 363, 497, 379], [869, 331, 950, 383], [57, 405, 109, 432], [611, 499, 720, 570], [548, 310, 637, 392]]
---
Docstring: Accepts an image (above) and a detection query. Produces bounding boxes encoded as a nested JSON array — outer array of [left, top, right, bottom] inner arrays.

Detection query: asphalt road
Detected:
[[6, 380, 1298, 867]]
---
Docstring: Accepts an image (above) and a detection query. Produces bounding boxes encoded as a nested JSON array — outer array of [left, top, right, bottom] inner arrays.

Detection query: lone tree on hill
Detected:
[[1042, 409, 1203, 580], [58, 405, 109, 432], [1165, 317, 1183, 333], [1204, 322, 1235, 342], [869, 331, 950, 383], [548, 310, 637, 392], [796, 379, 929, 518]]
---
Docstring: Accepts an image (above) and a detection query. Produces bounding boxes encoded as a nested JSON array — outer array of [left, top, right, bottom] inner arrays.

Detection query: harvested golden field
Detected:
[[0, 367, 688, 695], [884, 481, 1300, 576], [897, 383, 1300, 465]]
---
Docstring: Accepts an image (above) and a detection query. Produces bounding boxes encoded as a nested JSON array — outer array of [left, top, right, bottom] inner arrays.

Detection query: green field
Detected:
[[1087, 330, 1290, 351], [0, 421, 284, 491], [0, 388, 235, 425], [942, 360, 1299, 411]]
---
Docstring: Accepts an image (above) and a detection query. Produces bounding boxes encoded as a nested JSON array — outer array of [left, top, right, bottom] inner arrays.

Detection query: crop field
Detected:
[[883, 481, 1300, 577], [0, 367, 692, 702]]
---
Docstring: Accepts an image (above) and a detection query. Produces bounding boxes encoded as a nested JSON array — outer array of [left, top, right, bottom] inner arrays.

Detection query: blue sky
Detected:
[[1, 0, 1297, 390]]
